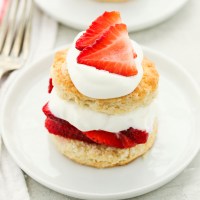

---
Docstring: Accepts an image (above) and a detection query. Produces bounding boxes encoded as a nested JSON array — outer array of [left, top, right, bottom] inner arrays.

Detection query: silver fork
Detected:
[[0, 0, 33, 80], [0, 0, 33, 152]]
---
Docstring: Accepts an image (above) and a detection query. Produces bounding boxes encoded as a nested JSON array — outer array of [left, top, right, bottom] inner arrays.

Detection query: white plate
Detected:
[[34, 0, 188, 32], [1, 46, 200, 200]]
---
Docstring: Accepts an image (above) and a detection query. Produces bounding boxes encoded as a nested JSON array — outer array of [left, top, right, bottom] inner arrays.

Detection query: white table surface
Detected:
[[26, 0, 200, 199]]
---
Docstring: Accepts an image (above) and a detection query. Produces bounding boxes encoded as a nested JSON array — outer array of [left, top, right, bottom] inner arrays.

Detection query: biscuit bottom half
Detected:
[[51, 120, 157, 168]]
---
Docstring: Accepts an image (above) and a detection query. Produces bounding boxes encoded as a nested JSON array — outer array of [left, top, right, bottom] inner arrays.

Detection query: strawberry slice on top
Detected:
[[75, 11, 122, 51], [77, 23, 138, 77]]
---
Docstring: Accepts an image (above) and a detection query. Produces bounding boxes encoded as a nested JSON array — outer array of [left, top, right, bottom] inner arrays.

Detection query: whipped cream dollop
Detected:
[[66, 32, 144, 99], [49, 89, 157, 133]]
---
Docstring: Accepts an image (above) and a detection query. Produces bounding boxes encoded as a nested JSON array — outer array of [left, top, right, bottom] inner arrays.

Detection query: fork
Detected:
[[0, 0, 33, 153], [0, 0, 33, 80]]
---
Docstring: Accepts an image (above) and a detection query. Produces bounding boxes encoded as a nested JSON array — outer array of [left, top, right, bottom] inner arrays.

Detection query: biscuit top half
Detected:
[[51, 49, 159, 115]]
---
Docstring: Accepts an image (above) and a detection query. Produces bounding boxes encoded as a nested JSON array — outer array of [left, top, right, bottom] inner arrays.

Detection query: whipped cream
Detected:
[[48, 89, 157, 133], [66, 32, 144, 99]]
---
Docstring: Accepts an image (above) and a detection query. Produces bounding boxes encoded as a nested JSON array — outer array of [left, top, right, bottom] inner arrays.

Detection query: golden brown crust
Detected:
[[51, 49, 159, 115], [51, 121, 157, 168]]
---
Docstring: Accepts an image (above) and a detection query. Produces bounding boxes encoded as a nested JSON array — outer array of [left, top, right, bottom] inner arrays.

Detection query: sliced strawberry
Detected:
[[42, 103, 52, 117], [45, 117, 93, 143], [75, 11, 122, 51], [119, 134, 136, 148], [42, 103, 149, 149], [83, 130, 123, 148], [48, 78, 53, 93], [121, 128, 148, 144], [130, 129, 148, 144], [43, 103, 94, 143], [77, 24, 138, 77]]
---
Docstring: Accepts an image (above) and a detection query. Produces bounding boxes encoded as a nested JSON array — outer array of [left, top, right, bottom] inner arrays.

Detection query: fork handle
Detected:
[[0, 68, 5, 80]]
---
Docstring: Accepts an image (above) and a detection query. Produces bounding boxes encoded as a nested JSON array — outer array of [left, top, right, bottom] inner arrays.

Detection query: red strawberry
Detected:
[[130, 129, 148, 144], [83, 130, 123, 148], [83, 129, 146, 148], [48, 78, 53, 93], [43, 103, 94, 143], [77, 24, 138, 77], [119, 134, 136, 148], [42, 103, 149, 149], [42, 103, 52, 117], [45, 117, 93, 143], [75, 11, 122, 51], [121, 128, 148, 144]]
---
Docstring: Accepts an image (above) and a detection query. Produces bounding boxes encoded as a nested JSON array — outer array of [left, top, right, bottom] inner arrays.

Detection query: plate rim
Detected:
[[34, 0, 188, 32], [1, 45, 200, 200]]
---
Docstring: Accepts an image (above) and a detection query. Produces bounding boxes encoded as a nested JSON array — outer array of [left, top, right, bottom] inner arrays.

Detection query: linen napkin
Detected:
[[0, 4, 58, 200]]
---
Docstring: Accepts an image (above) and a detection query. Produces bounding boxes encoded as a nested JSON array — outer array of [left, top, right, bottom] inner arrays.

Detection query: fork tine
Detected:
[[0, 0, 11, 52], [1, 0, 19, 56], [11, 0, 28, 57], [20, 0, 33, 60]]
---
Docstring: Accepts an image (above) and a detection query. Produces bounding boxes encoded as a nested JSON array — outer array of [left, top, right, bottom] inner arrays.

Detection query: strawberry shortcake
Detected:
[[42, 11, 159, 168]]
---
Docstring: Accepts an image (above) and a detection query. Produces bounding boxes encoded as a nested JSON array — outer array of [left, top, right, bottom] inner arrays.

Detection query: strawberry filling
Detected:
[[42, 103, 149, 149], [48, 78, 53, 93]]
